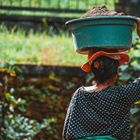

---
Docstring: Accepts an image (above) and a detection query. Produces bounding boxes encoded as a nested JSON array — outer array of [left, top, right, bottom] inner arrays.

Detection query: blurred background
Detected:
[[0, 0, 140, 140]]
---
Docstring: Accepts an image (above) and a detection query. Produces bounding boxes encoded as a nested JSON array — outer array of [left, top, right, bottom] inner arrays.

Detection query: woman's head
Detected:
[[81, 50, 130, 85], [90, 56, 119, 85]]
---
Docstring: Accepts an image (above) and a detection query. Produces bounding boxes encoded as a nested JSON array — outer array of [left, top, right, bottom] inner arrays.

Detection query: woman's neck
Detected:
[[85, 79, 115, 93]]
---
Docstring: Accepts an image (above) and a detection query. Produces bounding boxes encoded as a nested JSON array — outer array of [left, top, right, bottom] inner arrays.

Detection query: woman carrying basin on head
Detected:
[[62, 6, 140, 140]]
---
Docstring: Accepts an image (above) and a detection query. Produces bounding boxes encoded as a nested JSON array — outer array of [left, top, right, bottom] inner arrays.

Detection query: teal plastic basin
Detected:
[[66, 16, 137, 54]]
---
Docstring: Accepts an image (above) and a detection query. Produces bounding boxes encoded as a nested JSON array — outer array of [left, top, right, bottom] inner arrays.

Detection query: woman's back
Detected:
[[63, 79, 140, 140]]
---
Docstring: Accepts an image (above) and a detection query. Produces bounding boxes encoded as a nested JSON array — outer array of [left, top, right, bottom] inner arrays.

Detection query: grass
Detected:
[[0, 0, 117, 66], [0, 0, 119, 66], [0, 0, 117, 17], [0, 25, 87, 66], [1, 0, 116, 9]]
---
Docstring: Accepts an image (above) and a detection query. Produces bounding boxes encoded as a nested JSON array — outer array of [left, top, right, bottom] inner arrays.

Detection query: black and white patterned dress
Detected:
[[62, 78, 140, 140]]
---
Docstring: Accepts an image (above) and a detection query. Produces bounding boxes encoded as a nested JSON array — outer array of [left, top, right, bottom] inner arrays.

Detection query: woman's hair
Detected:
[[91, 56, 119, 85]]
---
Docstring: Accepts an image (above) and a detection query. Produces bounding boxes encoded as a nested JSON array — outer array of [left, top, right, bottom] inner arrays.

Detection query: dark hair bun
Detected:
[[91, 56, 119, 84]]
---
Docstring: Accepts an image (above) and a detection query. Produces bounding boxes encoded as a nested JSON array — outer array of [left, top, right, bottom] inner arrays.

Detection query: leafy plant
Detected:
[[2, 113, 50, 140], [0, 63, 55, 140]]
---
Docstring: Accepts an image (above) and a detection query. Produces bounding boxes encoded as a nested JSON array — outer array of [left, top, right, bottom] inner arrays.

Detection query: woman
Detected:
[[62, 20, 140, 140]]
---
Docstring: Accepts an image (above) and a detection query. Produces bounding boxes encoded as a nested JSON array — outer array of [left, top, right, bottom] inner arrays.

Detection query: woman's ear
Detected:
[[137, 18, 140, 38]]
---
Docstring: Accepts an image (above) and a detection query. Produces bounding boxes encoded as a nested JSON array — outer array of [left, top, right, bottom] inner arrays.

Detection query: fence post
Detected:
[[58, 0, 61, 8], [9, 0, 13, 6], [76, 0, 79, 9], [39, 0, 42, 7], [104, 0, 108, 5], [47, 0, 51, 7], [86, 0, 89, 8], [19, 0, 22, 7], [67, 0, 70, 9], [0, 0, 2, 6], [29, 0, 32, 7]]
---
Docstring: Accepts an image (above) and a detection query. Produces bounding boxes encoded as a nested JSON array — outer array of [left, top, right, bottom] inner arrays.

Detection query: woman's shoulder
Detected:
[[73, 86, 85, 95], [72, 86, 85, 98]]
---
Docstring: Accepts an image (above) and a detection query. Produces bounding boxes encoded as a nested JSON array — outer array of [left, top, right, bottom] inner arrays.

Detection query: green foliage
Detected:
[[1, 18, 140, 140], [0, 25, 86, 66], [119, 33, 140, 81], [0, 64, 55, 140], [117, 32, 140, 139], [0, 0, 116, 17], [3, 113, 49, 140]]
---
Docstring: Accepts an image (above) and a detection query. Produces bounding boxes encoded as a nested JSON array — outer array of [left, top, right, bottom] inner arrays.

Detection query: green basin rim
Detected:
[[65, 16, 137, 25]]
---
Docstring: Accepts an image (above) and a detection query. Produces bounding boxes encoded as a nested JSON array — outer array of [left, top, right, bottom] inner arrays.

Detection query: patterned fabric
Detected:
[[62, 78, 140, 140]]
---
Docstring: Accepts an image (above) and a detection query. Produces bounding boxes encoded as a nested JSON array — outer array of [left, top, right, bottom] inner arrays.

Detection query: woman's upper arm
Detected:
[[62, 88, 81, 140], [118, 78, 140, 105]]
